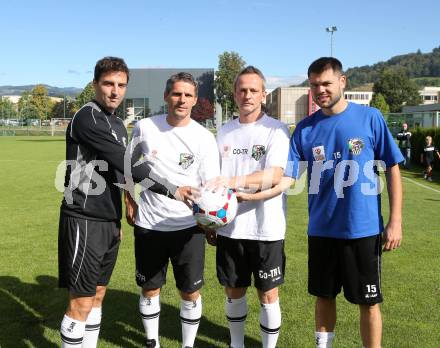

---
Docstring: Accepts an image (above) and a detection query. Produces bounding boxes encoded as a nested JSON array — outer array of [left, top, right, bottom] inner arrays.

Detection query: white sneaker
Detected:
[[424, 174, 428, 179], [427, 177, 433, 182]]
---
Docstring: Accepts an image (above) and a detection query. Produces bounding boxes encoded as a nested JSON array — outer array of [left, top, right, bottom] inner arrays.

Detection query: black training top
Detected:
[[396, 130, 411, 149], [423, 145, 438, 163], [60, 100, 176, 222]]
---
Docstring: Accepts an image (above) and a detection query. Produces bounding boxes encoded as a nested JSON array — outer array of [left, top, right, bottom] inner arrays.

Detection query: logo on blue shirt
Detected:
[[348, 138, 364, 155]]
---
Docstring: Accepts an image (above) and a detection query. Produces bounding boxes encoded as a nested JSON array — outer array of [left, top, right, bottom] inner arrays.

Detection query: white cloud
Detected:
[[67, 69, 80, 75], [266, 75, 307, 89]]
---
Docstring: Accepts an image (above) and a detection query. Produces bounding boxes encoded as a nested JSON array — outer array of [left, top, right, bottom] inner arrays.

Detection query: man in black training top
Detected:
[[58, 56, 192, 348], [396, 122, 412, 169]]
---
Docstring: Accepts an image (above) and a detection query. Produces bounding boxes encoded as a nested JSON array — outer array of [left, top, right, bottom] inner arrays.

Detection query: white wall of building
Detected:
[[419, 87, 440, 105]]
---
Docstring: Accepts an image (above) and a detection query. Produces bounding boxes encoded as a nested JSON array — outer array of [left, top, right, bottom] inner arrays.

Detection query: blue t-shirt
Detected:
[[285, 102, 404, 239]]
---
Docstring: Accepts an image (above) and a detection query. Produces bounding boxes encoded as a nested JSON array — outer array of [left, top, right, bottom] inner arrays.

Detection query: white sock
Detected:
[[225, 296, 248, 348], [60, 315, 86, 347], [180, 296, 202, 348], [260, 299, 281, 348], [315, 331, 335, 348], [82, 307, 102, 348], [139, 294, 161, 347]]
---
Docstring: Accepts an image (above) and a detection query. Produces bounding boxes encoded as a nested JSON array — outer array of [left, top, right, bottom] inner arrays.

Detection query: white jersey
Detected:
[[130, 114, 220, 231], [216, 114, 290, 241]]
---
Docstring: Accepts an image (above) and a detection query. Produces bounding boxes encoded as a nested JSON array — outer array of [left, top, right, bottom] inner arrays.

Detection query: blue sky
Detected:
[[1, 0, 439, 89]]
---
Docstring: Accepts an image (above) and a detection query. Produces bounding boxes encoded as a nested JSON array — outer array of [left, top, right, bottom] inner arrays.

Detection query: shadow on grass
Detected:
[[0, 275, 258, 347]]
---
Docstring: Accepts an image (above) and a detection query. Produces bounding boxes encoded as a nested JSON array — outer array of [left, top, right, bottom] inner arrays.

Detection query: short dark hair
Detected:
[[234, 65, 266, 91], [165, 72, 198, 96], [94, 56, 129, 82], [307, 57, 343, 77]]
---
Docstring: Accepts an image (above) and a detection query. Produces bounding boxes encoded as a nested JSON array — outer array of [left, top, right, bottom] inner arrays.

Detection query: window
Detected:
[[125, 99, 133, 108]]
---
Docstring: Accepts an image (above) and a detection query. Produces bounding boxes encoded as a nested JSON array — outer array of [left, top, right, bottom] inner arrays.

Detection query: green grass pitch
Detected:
[[0, 136, 439, 347]]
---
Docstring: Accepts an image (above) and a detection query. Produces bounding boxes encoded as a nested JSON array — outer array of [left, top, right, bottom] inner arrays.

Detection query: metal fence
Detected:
[[0, 119, 71, 136]]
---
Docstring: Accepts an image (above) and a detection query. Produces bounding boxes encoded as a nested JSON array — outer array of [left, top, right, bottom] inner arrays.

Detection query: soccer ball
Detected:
[[193, 187, 238, 229]]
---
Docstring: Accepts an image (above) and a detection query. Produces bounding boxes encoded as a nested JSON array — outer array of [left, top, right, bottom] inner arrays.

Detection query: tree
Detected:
[[50, 98, 76, 119], [18, 91, 38, 119], [191, 97, 214, 122], [370, 93, 390, 115], [215, 51, 246, 119], [373, 69, 422, 112], [30, 84, 51, 120], [74, 82, 95, 112], [0, 98, 17, 119]]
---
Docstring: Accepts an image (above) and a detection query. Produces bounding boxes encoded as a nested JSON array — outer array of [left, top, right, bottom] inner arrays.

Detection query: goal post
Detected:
[[50, 118, 72, 136]]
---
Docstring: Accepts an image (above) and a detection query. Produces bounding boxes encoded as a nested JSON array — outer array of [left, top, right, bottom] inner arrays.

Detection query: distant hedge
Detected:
[[410, 127, 440, 164]]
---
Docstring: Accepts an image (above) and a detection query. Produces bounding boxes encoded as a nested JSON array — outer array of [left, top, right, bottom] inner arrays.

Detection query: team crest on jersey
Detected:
[[312, 145, 326, 161], [348, 138, 364, 155], [179, 153, 194, 169], [252, 145, 266, 161]]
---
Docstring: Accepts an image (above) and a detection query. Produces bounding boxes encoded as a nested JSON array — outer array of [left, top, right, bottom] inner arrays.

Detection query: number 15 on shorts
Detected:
[[365, 284, 378, 299]]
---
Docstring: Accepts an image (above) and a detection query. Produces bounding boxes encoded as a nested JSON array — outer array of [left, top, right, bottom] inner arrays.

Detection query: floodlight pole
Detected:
[[326, 26, 337, 57]]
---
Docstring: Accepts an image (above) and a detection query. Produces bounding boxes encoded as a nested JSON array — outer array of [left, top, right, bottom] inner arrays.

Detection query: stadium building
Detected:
[[121, 68, 214, 125], [265, 87, 373, 124], [396, 103, 440, 128], [418, 86, 440, 105]]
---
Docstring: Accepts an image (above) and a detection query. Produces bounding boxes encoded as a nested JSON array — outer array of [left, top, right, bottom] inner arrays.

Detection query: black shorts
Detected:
[[216, 235, 285, 292], [58, 213, 121, 296], [308, 234, 383, 305], [424, 159, 434, 167], [134, 225, 205, 293]]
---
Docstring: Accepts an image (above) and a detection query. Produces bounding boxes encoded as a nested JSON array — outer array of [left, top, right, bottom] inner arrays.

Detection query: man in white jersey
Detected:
[[126, 72, 219, 348], [208, 66, 290, 348]]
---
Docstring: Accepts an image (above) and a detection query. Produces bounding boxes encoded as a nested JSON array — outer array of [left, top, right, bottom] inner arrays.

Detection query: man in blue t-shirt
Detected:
[[284, 57, 404, 348]]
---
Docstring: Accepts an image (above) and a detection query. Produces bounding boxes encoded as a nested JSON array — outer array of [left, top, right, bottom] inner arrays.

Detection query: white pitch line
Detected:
[[0, 159, 60, 162], [402, 176, 440, 194]]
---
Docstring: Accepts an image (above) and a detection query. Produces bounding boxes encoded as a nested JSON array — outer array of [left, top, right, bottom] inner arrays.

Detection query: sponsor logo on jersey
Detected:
[[348, 138, 364, 155], [252, 145, 266, 161], [233, 148, 248, 155], [179, 153, 194, 169], [312, 145, 326, 161]]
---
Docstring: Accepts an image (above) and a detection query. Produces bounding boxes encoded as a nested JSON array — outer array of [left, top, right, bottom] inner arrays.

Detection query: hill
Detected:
[[0, 84, 82, 97], [297, 46, 440, 89]]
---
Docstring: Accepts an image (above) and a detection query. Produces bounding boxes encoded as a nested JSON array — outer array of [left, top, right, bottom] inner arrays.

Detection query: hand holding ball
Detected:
[[193, 186, 238, 229]]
